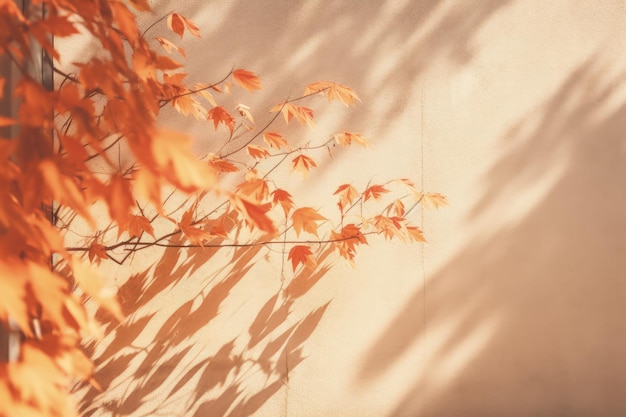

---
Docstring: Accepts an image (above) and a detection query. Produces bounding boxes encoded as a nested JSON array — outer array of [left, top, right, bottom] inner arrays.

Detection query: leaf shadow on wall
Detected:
[[357, 59, 626, 416], [74, 221, 334, 417], [155, 0, 512, 176]]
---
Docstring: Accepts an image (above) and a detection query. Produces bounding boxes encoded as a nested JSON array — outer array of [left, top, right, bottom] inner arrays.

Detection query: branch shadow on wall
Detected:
[[74, 214, 334, 417], [358, 59, 626, 416]]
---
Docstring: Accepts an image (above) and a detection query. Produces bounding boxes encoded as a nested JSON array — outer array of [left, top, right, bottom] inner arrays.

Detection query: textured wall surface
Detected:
[[73, 1, 626, 416]]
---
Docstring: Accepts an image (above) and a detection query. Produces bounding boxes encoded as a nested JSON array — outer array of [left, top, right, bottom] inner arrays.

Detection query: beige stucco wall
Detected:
[[72, 1, 626, 416]]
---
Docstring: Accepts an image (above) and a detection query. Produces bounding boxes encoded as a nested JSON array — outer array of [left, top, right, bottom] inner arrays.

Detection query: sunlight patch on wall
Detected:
[[427, 317, 500, 389]]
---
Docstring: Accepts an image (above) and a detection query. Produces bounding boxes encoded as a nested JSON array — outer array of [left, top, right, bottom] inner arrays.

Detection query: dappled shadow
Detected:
[[359, 58, 626, 416], [75, 229, 335, 417]]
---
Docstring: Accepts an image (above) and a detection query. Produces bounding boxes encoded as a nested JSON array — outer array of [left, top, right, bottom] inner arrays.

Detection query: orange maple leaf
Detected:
[[233, 69, 262, 92], [172, 95, 206, 120], [271, 189, 294, 217], [108, 174, 135, 236], [178, 207, 212, 245], [373, 215, 404, 240], [334, 132, 370, 148], [126, 214, 155, 239], [156, 36, 186, 57], [149, 129, 215, 193], [207, 106, 235, 134], [332, 223, 367, 260], [363, 184, 389, 202], [288, 245, 317, 271], [334, 183, 359, 211], [30, 15, 79, 39], [390, 199, 405, 217], [111, 2, 141, 45], [209, 157, 239, 173], [247, 145, 270, 159], [406, 226, 426, 242], [155, 54, 183, 71], [38, 159, 92, 224], [236, 103, 255, 125], [304, 81, 361, 106], [193, 83, 217, 106], [421, 192, 448, 209], [231, 195, 276, 234], [291, 207, 327, 237], [88, 243, 108, 264], [72, 259, 123, 321], [270, 102, 315, 128], [168, 13, 200, 38], [263, 132, 288, 149], [237, 178, 269, 202], [291, 154, 317, 178]]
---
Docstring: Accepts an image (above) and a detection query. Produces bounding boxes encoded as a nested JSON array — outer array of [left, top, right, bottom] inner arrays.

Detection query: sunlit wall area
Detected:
[[72, 1, 626, 416]]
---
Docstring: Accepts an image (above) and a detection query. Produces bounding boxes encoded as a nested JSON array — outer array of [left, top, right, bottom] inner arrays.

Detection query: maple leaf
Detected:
[[168, 13, 185, 38], [156, 36, 186, 57], [38, 159, 92, 224], [178, 206, 212, 245], [334, 132, 370, 147], [391, 199, 406, 217], [332, 223, 367, 260], [207, 106, 235, 134], [72, 258, 123, 321], [270, 102, 315, 128], [247, 145, 270, 159], [291, 207, 327, 237], [88, 243, 108, 264], [9, 340, 72, 413], [155, 54, 183, 71], [209, 157, 239, 173], [288, 245, 317, 271], [263, 132, 288, 149], [237, 178, 269, 202], [134, 168, 163, 211], [304, 81, 361, 106], [58, 134, 89, 164], [111, 2, 141, 45], [0, 259, 29, 331], [172, 95, 206, 120], [236, 103, 254, 125], [193, 83, 217, 106], [168, 13, 201, 38], [30, 15, 79, 42], [421, 192, 448, 209], [291, 154, 317, 178], [126, 214, 155, 239], [231, 195, 276, 234], [363, 184, 390, 202], [233, 69, 262, 92], [373, 215, 405, 240], [150, 129, 216, 192], [334, 184, 359, 211], [271, 189, 294, 217], [108, 174, 135, 235], [406, 226, 426, 242]]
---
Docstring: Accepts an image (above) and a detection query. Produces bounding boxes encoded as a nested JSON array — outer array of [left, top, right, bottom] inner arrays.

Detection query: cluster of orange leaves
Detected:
[[0, 1, 445, 416]]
